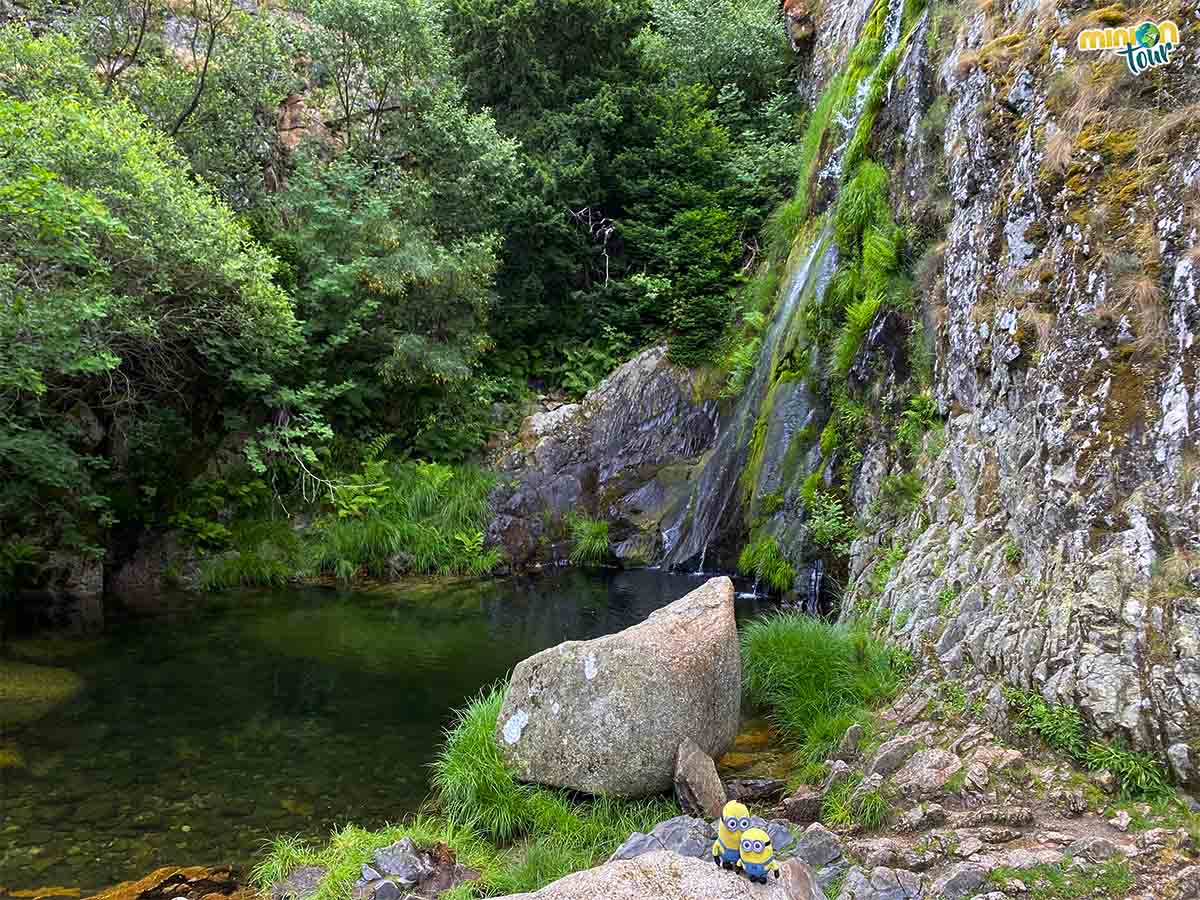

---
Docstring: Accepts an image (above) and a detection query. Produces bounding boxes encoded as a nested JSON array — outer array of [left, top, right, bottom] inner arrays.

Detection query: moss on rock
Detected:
[[0, 659, 84, 726]]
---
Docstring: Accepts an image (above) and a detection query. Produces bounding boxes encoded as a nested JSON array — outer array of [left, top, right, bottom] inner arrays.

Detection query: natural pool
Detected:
[[0, 570, 771, 897]]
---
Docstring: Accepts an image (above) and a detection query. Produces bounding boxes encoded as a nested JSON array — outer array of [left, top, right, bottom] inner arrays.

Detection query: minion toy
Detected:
[[736, 827, 780, 884], [711, 801, 750, 870]]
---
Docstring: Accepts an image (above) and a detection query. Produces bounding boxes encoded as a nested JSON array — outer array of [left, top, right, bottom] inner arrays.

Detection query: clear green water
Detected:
[[0, 570, 768, 897]]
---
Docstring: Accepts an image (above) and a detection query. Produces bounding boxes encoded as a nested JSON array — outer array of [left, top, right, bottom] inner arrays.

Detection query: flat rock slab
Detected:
[[496, 577, 740, 796], [496, 850, 827, 899]]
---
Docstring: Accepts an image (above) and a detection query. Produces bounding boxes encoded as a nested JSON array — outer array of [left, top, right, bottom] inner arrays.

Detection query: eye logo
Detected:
[[1077, 19, 1180, 75]]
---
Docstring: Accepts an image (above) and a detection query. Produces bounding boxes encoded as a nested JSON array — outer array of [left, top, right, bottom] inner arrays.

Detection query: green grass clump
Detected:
[[741, 613, 906, 764], [567, 515, 610, 566], [431, 685, 677, 846], [200, 518, 313, 590], [988, 858, 1134, 900], [737, 534, 796, 594], [312, 462, 503, 581], [1006, 688, 1171, 798], [251, 820, 501, 900], [804, 491, 857, 554], [821, 773, 893, 831], [832, 292, 883, 376]]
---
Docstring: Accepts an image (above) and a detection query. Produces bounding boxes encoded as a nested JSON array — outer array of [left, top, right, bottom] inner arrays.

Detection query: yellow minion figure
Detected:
[[711, 800, 750, 870], [736, 827, 780, 884]]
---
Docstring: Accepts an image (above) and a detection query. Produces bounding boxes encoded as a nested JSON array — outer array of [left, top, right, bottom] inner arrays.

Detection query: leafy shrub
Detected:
[[875, 472, 924, 518], [1004, 539, 1023, 565], [896, 393, 939, 454], [567, 516, 610, 566], [737, 535, 796, 593], [805, 491, 857, 554]]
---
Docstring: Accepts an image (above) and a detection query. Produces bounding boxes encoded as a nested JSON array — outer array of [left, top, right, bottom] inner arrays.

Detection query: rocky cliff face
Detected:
[[492, 0, 1200, 782]]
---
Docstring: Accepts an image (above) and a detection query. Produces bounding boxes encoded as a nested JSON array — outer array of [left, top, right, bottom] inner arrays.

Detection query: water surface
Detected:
[[0, 570, 768, 896]]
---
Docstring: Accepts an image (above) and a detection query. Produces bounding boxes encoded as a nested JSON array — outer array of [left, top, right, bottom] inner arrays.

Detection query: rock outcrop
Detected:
[[496, 851, 827, 900], [487, 345, 718, 567], [496, 576, 740, 797]]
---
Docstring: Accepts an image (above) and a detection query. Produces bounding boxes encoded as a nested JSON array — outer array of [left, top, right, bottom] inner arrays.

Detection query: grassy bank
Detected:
[[199, 461, 503, 590], [253, 684, 677, 899], [741, 612, 911, 776]]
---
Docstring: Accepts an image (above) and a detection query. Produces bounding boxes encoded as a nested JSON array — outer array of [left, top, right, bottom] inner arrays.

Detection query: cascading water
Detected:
[[662, 223, 838, 572], [818, 0, 907, 184]]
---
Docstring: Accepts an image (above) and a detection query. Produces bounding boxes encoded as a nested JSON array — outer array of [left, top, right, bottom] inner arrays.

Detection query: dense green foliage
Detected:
[[0, 0, 808, 567], [741, 612, 908, 764], [737, 534, 796, 593]]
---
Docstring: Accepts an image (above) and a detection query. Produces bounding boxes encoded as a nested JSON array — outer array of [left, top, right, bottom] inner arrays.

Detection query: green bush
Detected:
[[875, 472, 924, 518], [737, 535, 796, 593], [741, 613, 906, 763], [567, 516, 610, 566], [805, 491, 857, 554], [896, 393, 939, 454], [833, 292, 883, 376]]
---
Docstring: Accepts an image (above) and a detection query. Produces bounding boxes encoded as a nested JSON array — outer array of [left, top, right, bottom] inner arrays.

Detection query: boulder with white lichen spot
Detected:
[[495, 576, 740, 797]]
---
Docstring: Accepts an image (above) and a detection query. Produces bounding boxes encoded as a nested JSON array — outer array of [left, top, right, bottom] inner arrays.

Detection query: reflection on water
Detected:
[[0, 570, 770, 896]]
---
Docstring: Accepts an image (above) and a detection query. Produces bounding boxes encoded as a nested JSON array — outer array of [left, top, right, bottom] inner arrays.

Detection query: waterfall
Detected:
[[662, 223, 838, 571], [818, 0, 907, 184]]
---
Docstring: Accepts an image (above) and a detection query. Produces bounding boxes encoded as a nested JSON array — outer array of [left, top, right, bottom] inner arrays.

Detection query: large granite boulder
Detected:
[[496, 851, 827, 900], [496, 577, 740, 796]]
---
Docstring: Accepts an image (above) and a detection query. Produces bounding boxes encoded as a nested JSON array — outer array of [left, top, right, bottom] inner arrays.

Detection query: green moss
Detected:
[[738, 534, 797, 593], [0, 659, 84, 726]]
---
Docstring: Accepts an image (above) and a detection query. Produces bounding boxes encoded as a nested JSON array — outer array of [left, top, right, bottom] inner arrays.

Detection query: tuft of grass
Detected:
[[737, 534, 796, 593], [200, 518, 313, 590], [1006, 688, 1171, 798], [821, 773, 893, 831], [833, 292, 883, 376], [567, 515, 610, 566], [1004, 538, 1022, 565], [988, 858, 1134, 900], [741, 613, 906, 764]]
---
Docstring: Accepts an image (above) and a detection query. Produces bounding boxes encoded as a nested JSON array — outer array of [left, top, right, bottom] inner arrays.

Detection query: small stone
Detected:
[[954, 837, 983, 858], [837, 724, 865, 760], [360, 865, 380, 882], [724, 777, 786, 803], [970, 745, 1024, 774], [673, 739, 726, 819], [867, 736, 921, 778], [896, 803, 947, 833], [372, 838, 433, 885], [931, 862, 987, 899], [782, 785, 824, 826], [1068, 836, 1120, 861], [1089, 769, 1117, 794], [1108, 810, 1132, 832], [608, 815, 714, 862], [793, 822, 844, 868], [370, 882, 400, 900], [892, 749, 964, 801]]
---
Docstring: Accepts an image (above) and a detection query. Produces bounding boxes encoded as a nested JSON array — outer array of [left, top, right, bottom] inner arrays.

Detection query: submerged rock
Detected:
[[496, 851, 827, 899], [93, 866, 245, 900], [496, 576, 740, 797]]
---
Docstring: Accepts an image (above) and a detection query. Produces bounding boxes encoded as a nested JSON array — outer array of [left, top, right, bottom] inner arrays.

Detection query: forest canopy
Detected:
[[0, 0, 803, 563]]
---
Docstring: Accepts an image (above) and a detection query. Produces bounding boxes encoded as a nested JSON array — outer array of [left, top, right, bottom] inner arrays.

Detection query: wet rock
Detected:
[[793, 823, 844, 868], [726, 778, 787, 803], [608, 816, 714, 862], [867, 736, 921, 778], [892, 749, 963, 800], [487, 346, 718, 567], [496, 851, 827, 899], [95, 866, 245, 900], [930, 863, 987, 900], [837, 865, 923, 900], [368, 839, 480, 898], [674, 739, 726, 819], [360, 866, 381, 882], [782, 785, 825, 825], [373, 838, 433, 885], [496, 577, 740, 796]]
